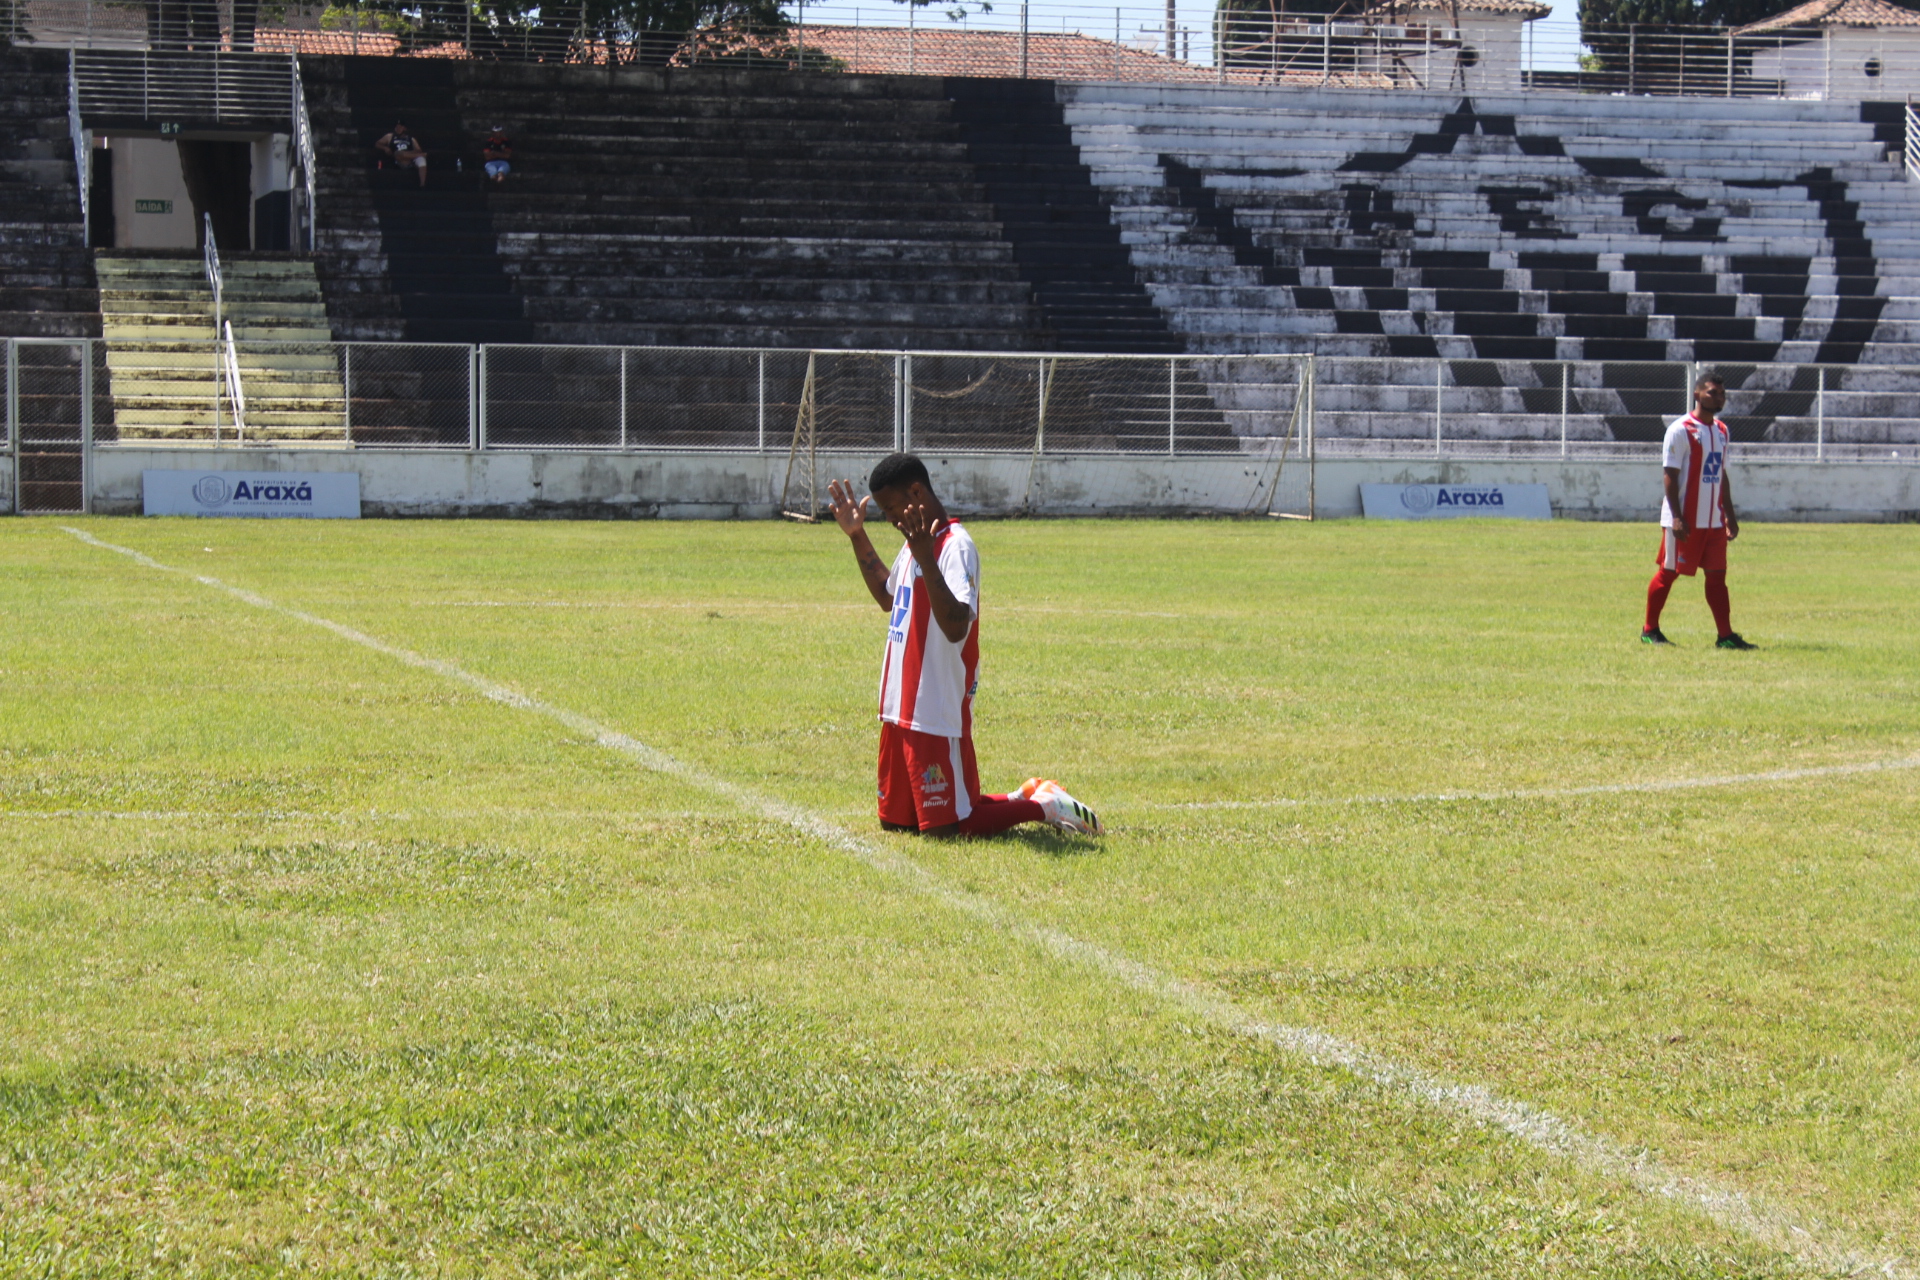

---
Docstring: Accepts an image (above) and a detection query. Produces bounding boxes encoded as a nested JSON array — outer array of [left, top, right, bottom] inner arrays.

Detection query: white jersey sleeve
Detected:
[[1661, 418, 1690, 471], [937, 533, 979, 615]]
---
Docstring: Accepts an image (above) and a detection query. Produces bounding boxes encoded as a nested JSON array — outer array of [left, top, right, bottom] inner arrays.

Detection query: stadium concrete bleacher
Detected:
[[9, 42, 1920, 480], [1062, 82, 1920, 448], [286, 58, 1920, 452]]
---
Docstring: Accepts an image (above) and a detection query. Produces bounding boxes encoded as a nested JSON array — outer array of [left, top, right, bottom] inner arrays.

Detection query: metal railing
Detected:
[[220, 320, 247, 439], [15, 0, 1920, 102], [70, 48, 296, 125], [5, 339, 1907, 463], [1906, 96, 1920, 183], [290, 53, 317, 252], [65, 49, 89, 235]]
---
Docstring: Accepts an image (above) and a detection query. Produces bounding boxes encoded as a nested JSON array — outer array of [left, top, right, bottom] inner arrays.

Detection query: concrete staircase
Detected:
[[96, 253, 346, 443], [1063, 83, 1920, 449]]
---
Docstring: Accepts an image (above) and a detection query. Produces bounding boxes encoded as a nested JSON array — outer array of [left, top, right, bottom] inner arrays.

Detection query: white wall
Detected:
[[111, 138, 196, 250], [1356, 19, 1532, 95], [1747, 29, 1920, 100], [45, 447, 1920, 523]]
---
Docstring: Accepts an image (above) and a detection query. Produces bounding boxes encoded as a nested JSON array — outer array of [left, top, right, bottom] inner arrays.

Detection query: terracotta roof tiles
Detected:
[[1732, 0, 1920, 33]]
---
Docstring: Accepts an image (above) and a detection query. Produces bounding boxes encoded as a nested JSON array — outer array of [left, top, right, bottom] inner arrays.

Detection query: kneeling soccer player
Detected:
[[826, 453, 1102, 838], [1642, 373, 1757, 649]]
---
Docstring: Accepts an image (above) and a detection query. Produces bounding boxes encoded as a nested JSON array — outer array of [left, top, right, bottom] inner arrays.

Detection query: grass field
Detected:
[[2, 514, 1916, 1278]]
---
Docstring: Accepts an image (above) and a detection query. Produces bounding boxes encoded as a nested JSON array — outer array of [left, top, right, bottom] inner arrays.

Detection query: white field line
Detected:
[[1143, 757, 1920, 813], [0, 808, 735, 824], [59, 526, 1912, 1280], [423, 599, 1190, 619]]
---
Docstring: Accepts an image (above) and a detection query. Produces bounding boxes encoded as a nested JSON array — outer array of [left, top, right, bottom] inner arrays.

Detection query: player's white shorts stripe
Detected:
[[948, 736, 973, 823], [1660, 527, 1681, 571]]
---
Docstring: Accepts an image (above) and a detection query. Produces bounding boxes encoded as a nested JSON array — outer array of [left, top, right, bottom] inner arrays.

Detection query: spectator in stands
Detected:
[[482, 126, 513, 186], [375, 121, 429, 188]]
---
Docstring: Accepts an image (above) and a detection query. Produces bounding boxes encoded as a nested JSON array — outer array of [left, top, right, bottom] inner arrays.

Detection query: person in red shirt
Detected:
[[827, 453, 1102, 838], [1642, 374, 1756, 649]]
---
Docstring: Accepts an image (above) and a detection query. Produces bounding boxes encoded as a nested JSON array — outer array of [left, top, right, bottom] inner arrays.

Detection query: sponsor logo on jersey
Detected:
[[889, 583, 912, 644], [1701, 451, 1723, 484]]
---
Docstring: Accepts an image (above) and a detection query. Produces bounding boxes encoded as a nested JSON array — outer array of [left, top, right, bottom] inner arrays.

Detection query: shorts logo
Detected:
[[920, 762, 949, 795]]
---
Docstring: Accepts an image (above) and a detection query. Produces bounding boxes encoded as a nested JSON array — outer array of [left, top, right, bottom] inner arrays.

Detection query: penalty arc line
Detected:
[[58, 526, 1911, 1280]]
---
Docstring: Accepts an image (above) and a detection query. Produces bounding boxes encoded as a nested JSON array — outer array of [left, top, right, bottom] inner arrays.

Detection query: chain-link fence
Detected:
[[21, 340, 1917, 475], [8, 339, 109, 514], [1311, 357, 1917, 461]]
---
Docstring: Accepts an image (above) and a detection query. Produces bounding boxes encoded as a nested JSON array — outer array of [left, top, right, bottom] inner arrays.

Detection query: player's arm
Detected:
[[827, 479, 892, 610], [896, 504, 974, 644], [1662, 466, 1689, 540], [1721, 469, 1739, 539]]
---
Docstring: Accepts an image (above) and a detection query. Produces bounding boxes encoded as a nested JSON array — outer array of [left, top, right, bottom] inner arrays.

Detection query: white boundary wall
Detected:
[[24, 447, 1918, 521]]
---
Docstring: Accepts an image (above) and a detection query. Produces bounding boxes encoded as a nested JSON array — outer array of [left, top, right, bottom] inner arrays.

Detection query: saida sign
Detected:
[[143, 470, 361, 518]]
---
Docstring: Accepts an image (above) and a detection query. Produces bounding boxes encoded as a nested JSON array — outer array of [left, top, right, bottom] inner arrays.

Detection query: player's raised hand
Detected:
[[895, 500, 943, 564], [826, 479, 868, 536]]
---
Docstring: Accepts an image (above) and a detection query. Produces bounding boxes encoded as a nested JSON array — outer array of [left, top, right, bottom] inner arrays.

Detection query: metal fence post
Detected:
[[3, 341, 13, 516], [1434, 362, 1444, 456], [902, 352, 913, 453], [79, 338, 93, 515], [1560, 361, 1570, 455], [757, 351, 767, 453], [1035, 355, 1047, 454], [1168, 357, 1177, 455], [5, 339, 16, 458], [1307, 353, 1316, 520], [472, 345, 484, 450], [619, 347, 628, 450], [892, 352, 902, 452], [1816, 366, 1825, 460], [342, 343, 351, 442]]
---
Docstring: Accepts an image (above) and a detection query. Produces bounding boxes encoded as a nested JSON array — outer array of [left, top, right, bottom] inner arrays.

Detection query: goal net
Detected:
[[779, 351, 1313, 519]]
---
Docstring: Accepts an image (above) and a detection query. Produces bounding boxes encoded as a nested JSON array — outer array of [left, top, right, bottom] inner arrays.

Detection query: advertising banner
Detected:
[[143, 470, 361, 519], [1361, 483, 1552, 521]]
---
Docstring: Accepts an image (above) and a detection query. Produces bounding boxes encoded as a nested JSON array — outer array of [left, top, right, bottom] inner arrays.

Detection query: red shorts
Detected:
[[877, 722, 981, 831], [1656, 525, 1728, 576]]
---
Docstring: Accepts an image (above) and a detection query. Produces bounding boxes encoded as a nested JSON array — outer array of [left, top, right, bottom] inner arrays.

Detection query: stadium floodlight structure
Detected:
[[778, 350, 1315, 520]]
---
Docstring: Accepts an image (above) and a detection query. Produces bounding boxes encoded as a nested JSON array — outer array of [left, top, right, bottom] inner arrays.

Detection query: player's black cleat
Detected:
[[1715, 633, 1758, 650], [1640, 627, 1672, 645]]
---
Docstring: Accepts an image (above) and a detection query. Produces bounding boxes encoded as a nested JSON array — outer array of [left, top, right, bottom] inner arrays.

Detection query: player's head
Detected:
[[868, 453, 942, 523], [1693, 373, 1726, 417]]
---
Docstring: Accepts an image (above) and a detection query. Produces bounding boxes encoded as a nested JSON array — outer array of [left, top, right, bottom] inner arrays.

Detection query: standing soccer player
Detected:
[[826, 453, 1102, 838], [1642, 374, 1757, 649]]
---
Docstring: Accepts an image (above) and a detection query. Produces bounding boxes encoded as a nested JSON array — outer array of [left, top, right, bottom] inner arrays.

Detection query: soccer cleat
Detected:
[[1640, 627, 1672, 645], [1031, 780, 1104, 837], [1016, 777, 1044, 801], [1715, 632, 1758, 650]]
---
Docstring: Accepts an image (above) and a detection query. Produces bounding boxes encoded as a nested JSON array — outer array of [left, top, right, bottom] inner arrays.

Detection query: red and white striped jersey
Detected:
[[877, 521, 980, 738], [1661, 412, 1730, 530]]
